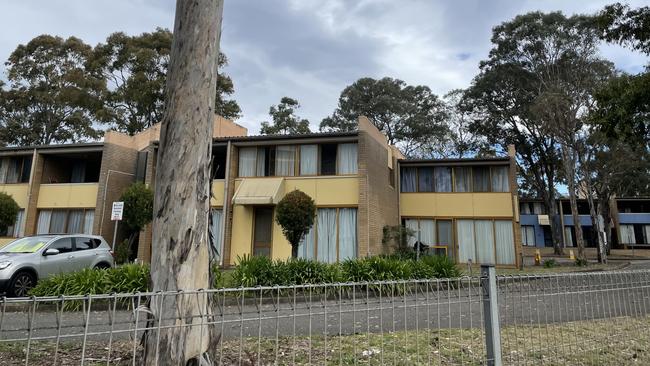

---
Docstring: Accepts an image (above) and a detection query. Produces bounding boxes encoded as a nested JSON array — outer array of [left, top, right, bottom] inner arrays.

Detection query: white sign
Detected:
[[111, 201, 124, 221]]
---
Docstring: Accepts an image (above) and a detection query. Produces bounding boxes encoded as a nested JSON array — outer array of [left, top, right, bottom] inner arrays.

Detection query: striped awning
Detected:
[[232, 178, 285, 205]]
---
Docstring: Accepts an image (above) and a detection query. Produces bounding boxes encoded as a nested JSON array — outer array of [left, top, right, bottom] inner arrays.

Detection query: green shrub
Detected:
[[284, 258, 342, 285], [575, 257, 589, 267], [230, 255, 277, 288], [115, 239, 131, 265], [543, 259, 557, 268], [420, 255, 462, 278]]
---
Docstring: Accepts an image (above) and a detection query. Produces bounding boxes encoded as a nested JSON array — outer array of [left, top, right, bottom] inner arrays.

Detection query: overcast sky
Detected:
[[0, 0, 647, 134]]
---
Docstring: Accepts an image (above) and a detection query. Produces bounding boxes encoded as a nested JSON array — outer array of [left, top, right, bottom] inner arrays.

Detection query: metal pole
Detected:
[[481, 264, 502, 366], [111, 220, 118, 251]]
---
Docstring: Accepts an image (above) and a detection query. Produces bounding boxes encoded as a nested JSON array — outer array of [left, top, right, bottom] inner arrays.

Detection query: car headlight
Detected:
[[0, 261, 11, 270]]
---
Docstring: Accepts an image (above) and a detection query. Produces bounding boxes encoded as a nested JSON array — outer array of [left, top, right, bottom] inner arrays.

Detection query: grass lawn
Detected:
[[2, 316, 648, 365]]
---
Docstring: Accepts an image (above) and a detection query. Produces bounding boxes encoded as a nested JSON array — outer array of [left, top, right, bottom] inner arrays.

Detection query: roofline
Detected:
[[0, 142, 105, 155], [213, 131, 358, 143], [399, 157, 510, 167]]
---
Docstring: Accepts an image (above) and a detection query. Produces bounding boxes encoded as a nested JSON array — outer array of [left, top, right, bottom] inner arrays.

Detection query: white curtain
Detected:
[[337, 143, 358, 174], [457, 220, 476, 263], [238, 147, 257, 177], [256, 148, 266, 176], [418, 168, 434, 192], [36, 210, 52, 234], [300, 145, 318, 175], [522, 226, 535, 246], [434, 167, 452, 192], [620, 225, 636, 245], [71, 162, 86, 183], [339, 208, 357, 260], [644, 225, 650, 244], [83, 210, 94, 235], [454, 167, 471, 192], [11, 209, 25, 237], [405, 219, 419, 248], [472, 167, 490, 192], [419, 219, 435, 246], [401, 168, 417, 192], [491, 166, 510, 192], [50, 211, 66, 233], [210, 209, 223, 261], [275, 146, 296, 176], [564, 227, 575, 247], [495, 220, 515, 265], [67, 210, 83, 233], [475, 220, 495, 264], [317, 208, 337, 263], [0, 158, 8, 184], [299, 225, 315, 259], [6, 158, 20, 183]]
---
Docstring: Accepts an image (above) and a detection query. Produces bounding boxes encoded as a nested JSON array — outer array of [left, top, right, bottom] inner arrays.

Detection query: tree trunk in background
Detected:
[[544, 189, 564, 255], [143, 1, 223, 365], [562, 146, 585, 260]]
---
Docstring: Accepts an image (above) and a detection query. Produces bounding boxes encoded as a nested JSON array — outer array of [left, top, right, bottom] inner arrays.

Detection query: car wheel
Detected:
[[8, 271, 36, 297], [94, 263, 111, 270]]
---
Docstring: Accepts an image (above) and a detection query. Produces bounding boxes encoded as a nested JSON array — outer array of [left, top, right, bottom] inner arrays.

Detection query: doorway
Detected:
[[253, 207, 273, 257]]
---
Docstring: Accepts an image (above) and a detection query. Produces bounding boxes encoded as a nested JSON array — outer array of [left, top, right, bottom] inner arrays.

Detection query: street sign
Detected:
[[111, 201, 124, 221]]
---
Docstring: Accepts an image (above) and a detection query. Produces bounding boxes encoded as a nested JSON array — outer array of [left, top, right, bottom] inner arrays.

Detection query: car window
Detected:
[[1, 236, 51, 253], [49, 238, 73, 253], [75, 237, 101, 251]]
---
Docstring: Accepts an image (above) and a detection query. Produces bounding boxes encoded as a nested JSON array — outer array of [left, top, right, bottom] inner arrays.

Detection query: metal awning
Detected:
[[232, 178, 285, 205]]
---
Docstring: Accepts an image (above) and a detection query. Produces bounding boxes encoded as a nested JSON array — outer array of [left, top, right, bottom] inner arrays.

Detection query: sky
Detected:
[[0, 0, 647, 134]]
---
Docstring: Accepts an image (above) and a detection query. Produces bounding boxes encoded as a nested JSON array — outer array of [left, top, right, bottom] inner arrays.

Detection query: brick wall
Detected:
[[23, 151, 43, 236], [357, 116, 400, 257], [137, 145, 156, 262], [221, 144, 238, 267]]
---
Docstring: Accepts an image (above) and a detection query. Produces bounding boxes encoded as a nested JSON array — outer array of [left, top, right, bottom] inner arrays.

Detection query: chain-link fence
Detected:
[[1, 268, 649, 365]]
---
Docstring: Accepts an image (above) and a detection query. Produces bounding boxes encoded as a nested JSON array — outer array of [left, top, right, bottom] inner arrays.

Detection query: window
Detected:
[[454, 167, 471, 192], [299, 207, 358, 263], [564, 226, 575, 247], [300, 145, 318, 175], [275, 146, 296, 176], [320, 144, 337, 175], [337, 143, 358, 174], [418, 167, 434, 192], [434, 167, 452, 192], [36, 209, 95, 235], [403, 218, 453, 258], [3, 209, 25, 238], [210, 209, 223, 262], [472, 167, 490, 192], [49, 237, 73, 253], [457, 219, 516, 265], [400, 167, 417, 192], [75, 237, 101, 251], [238, 147, 256, 177], [521, 226, 536, 246], [0, 156, 32, 184], [491, 166, 510, 192], [520, 203, 531, 215], [644, 225, 650, 244]]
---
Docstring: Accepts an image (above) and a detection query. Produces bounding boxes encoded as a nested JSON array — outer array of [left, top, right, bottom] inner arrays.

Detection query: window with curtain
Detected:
[[521, 226, 535, 246], [644, 225, 650, 244], [475, 220, 495, 264], [36, 209, 94, 235], [5, 209, 24, 238], [5, 158, 20, 184], [36, 211, 52, 235], [83, 211, 94, 235], [275, 145, 296, 176], [472, 167, 490, 192], [564, 227, 575, 247], [338, 208, 357, 260], [298, 226, 316, 260], [495, 220, 515, 265], [317, 208, 337, 263], [0, 158, 8, 184], [238, 147, 257, 177], [434, 167, 452, 192], [418, 168, 434, 192], [401, 168, 417, 192], [50, 211, 67, 233], [437, 220, 453, 258], [256, 148, 267, 176], [418, 219, 435, 246], [300, 145, 318, 175], [457, 220, 476, 263], [491, 166, 510, 192], [405, 219, 419, 248], [210, 209, 223, 262], [454, 167, 471, 192], [620, 225, 636, 245], [66, 210, 84, 233], [320, 144, 337, 175], [337, 143, 358, 174], [71, 161, 86, 183]]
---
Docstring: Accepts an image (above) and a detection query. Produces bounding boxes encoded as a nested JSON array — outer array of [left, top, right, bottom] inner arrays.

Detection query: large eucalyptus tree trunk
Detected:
[[143, 1, 223, 365]]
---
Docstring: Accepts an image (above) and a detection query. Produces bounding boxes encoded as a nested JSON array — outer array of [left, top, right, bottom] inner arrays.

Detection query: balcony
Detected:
[[37, 183, 99, 208], [0, 183, 29, 207]]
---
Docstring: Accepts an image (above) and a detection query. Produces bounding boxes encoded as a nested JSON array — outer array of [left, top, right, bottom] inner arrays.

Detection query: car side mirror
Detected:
[[43, 248, 60, 256]]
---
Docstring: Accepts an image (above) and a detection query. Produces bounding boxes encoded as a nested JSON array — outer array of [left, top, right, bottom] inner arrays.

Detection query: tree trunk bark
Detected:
[[291, 244, 298, 258], [544, 191, 564, 255], [143, 1, 223, 365], [562, 146, 586, 260]]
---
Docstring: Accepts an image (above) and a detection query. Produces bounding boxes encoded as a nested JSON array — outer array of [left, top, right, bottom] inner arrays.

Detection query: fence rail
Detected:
[[1, 268, 650, 365]]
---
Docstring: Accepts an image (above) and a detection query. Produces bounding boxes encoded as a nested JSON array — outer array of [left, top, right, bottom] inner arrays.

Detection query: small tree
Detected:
[[119, 182, 153, 262], [275, 190, 316, 258], [0, 193, 19, 235]]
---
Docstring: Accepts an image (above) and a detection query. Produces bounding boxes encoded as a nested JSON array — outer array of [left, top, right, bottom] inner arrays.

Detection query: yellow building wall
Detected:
[[37, 183, 99, 208], [0, 184, 29, 208], [210, 180, 225, 207], [229, 176, 360, 265], [400, 193, 514, 218]]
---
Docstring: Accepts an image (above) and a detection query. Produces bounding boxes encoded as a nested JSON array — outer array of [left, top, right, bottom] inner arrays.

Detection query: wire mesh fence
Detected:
[[0, 269, 649, 365]]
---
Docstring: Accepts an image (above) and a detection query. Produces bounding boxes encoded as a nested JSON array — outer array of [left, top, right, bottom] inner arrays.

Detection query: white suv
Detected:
[[0, 235, 114, 297]]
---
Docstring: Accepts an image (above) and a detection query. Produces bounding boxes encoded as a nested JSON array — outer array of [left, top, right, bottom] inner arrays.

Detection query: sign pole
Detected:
[[110, 201, 125, 251], [112, 220, 119, 251]]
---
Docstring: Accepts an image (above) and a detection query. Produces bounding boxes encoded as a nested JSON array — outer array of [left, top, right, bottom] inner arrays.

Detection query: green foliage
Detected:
[[91, 29, 240, 135], [30, 264, 150, 297], [382, 225, 415, 251], [320, 77, 448, 157], [275, 190, 316, 257], [595, 3, 650, 55], [0, 192, 19, 234], [260, 97, 311, 135], [420, 255, 462, 278], [114, 239, 131, 265], [543, 259, 557, 268], [0, 35, 104, 146], [231, 255, 278, 288], [575, 258, 589, 267], [120, 182, 154, 232]]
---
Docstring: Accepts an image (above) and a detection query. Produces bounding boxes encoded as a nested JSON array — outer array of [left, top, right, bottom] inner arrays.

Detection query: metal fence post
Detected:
[[481, 264, 502, 366]]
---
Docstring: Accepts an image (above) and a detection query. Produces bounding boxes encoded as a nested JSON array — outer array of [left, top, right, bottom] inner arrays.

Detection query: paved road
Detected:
[[2, 269, 650, 344]]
